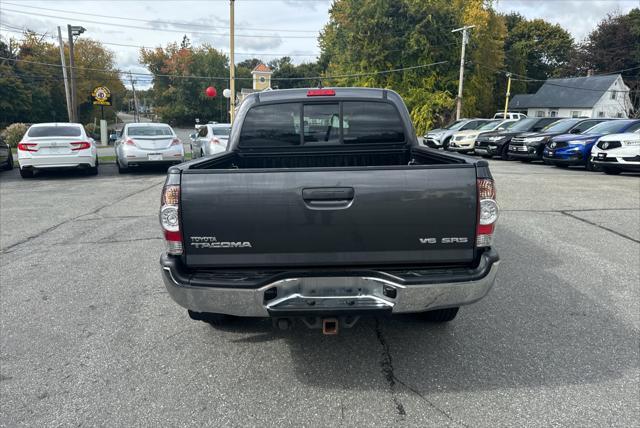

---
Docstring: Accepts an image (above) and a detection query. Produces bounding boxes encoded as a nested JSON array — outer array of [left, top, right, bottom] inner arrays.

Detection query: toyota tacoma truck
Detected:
[[159, 88, 500, 334]]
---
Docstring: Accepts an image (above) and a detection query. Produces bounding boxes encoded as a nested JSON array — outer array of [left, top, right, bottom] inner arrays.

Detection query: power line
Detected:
[[0, 56, 448, 81], [0, 1, 320, 33], [0, 25, 320, 57], [1, 8, 318, 39]]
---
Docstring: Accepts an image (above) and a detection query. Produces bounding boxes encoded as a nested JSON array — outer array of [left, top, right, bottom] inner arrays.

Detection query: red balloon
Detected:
[[205, 86, 217, 97]]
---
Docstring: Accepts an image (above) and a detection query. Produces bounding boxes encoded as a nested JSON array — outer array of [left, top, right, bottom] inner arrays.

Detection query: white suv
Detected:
[[493, 112, 527, 120], [17, 123, 98, 178], [590, 130, 640, 175]]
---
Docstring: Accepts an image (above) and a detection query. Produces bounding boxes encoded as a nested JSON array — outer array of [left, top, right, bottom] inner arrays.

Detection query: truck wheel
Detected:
[[602, 167, 621, 175], [188, 310, 230, 326], [419, 307, 459, 322]]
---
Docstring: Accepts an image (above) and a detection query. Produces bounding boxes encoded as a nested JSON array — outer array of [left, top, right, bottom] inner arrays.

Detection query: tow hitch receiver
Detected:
[[322, 318, 339, 335]]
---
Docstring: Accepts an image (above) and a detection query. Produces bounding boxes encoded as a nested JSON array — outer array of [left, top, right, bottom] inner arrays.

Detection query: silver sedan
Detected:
[[115, 123, 184, 173], [191, 123, 231, 158]]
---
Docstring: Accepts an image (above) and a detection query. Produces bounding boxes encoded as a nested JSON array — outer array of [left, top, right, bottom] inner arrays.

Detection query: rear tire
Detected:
[[2, 153, 13, 170], [419, 307, 459, 322], [19, 168, 34, 178], [117, 158, 128, 174], [87, 157, 99, 175], [602, 167, 621, 175]]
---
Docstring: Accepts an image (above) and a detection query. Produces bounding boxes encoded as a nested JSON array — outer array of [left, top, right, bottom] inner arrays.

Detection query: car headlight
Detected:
[[568, 139, 593, 145], [488, 136, 503, 141], [524, 137, 545, 143], [622, 140, 640, 146]]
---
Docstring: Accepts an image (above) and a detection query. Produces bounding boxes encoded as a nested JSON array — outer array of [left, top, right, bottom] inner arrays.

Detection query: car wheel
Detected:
[[117, 157, 128, 174], [200, 149, 205, 158], [87, 157, 99, 175], [586, 158, 600, 172], [602, 166, 621, 175], [19, 168, 34, 178], [499, 145, 510, 160], [418, 307, 459, 322], [2, 153, 13, 170]]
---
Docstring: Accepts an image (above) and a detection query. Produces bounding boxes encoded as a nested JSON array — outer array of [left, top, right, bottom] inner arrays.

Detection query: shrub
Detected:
[[0, 123, 28, 148]]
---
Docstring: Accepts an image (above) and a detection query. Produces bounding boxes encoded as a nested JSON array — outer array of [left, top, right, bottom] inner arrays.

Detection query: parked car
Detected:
[[17, 123, 98, 178], [507, 118, 610, 162], [115, 123, 184, 173], [543, 119, 640, 170], [0, 136, 13, 171], [423, 118, 493, 149], [160, 88, 500, 332], [590, 130, 640, 175], [447, 119, 518, 154], [191, 123, 232, 158], [108, 129, 121, 145], [493, 112, 527, 120], [475, 117, 563, 160]]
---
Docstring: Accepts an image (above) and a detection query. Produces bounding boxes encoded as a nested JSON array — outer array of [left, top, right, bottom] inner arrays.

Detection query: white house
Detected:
[[509, 74, 633, 119]]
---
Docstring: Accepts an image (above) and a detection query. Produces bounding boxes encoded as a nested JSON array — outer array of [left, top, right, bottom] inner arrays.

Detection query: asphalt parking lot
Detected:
[[0, 161, 638, 426]]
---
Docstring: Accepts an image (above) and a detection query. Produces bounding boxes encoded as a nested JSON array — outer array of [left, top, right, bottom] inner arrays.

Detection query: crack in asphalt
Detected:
[[373, 319, 406, 420], [0, 181, 162, 254], [560, 211, 640, 244], [374, 318, 469, 427]]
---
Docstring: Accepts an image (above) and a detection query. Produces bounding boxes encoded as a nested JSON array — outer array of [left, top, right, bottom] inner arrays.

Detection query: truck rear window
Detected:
[[239, 101, 405, 147]]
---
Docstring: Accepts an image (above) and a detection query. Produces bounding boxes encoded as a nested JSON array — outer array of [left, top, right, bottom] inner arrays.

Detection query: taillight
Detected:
[[124, 139, 136, 146], [160, 182, 182, 255], [209, 137, 220, 145], [70, 141, 91, 151], [307, 89, 335, 97], [171, 138, 181, 146], [17, 142, 38, 152], [476, 178, 499, 247]]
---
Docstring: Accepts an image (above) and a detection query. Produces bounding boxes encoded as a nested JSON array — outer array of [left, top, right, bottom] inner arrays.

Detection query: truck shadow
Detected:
[[213, 226, 638, 394]]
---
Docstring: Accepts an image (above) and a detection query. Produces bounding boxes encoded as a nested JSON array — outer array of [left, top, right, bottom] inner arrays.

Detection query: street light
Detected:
[[69, 26, 86, 36], [67, 25, 86, 122]]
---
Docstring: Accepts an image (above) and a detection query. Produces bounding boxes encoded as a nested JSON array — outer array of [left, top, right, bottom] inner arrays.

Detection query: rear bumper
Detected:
[[19, 155, 96, 169], [119, 146, 184, 166], [160, 250, 500, 317]]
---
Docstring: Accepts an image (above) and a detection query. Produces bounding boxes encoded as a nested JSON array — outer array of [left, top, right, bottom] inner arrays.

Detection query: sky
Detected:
[[0, 0, 638, 89]]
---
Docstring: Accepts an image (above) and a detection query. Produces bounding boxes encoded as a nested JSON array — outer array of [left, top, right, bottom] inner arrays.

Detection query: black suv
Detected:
[[475, 117, 562, 160], [508, 118, 609, 162]]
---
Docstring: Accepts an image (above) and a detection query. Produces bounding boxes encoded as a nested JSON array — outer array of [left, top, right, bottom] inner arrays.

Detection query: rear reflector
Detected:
[[307, 89, 335, 97]]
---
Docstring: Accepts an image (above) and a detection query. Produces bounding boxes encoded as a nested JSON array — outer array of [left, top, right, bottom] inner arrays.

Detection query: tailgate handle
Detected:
[[302, 187, 354, 209]]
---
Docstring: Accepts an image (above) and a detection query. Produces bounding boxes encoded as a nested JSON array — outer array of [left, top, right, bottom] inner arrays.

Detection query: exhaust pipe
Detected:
[[276, 318, 292, 331], [322, 318, 339, 335]]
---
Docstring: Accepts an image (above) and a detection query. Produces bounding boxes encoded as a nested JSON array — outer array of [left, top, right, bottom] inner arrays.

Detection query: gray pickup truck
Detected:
[[159, 88, 500, 334]]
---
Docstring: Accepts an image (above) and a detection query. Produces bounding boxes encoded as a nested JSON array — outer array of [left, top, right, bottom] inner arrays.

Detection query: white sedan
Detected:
[[447, 119, 518, 153], [590, 131, 640, 175], [115, 123, 184, 173], [17, 123, 98, 178]]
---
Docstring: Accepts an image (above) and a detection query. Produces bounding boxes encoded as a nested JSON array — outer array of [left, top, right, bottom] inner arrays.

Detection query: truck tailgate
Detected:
[[180, 166, 478, 268]]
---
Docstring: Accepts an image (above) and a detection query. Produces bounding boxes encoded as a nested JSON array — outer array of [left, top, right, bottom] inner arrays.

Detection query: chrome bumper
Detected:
[[161, 253, 500, 317]]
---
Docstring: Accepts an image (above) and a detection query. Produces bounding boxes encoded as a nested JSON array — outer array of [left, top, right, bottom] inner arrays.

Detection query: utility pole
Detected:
[[57, 27, 72, 121], [503, 73, 512, 118], [229, 0, 236, 124], [67, 25, 77, 122], [67, 25, 86, 123], [452, 25, 474, 120], [129, 72, 140, 122]]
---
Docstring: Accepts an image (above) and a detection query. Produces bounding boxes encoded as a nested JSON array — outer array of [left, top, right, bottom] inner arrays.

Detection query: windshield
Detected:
[[477, 120, 503, 131], [585, 120, 635, 135], [127, 126, 173, 137], [445, 120, 465, 130], [213, 127, 231, 136], [508, 118, 538, 132], [27, 125, 81, 138], [542, 119, 581, 133]]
